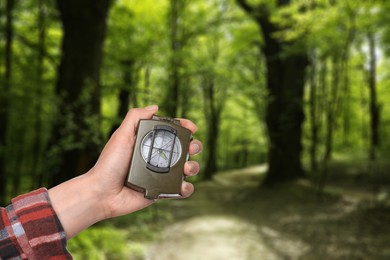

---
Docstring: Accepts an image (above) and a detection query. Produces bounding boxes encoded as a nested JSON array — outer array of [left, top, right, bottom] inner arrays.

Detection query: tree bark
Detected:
[[309, 54, 319, 172], [144, 66, 151, 105], [263, 49, 308, 184], [162, 0, 184, 117], [367, 32, 380, 160], [237, 0, 308, 185], [48, 0, 111, 186], [323, 56, 341, 162], [0, 0, 15, 204], [109, 59, 137, 136], [202, 36, 226, 180], [202, 76, 223, 180], [31, 0, 46, 188]]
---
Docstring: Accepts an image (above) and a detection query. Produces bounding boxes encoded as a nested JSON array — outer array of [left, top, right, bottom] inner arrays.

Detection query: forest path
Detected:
[[144, 165, 390, 260], [144, 165, 296, 260]]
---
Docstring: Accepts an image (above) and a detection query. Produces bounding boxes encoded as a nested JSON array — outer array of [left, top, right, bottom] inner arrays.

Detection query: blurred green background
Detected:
[[1, 0, 390, 259]]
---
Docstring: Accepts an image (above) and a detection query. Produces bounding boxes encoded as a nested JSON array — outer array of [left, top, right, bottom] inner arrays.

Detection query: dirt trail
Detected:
[[145, 166, 281, 260], [144, 165, 390, 260]]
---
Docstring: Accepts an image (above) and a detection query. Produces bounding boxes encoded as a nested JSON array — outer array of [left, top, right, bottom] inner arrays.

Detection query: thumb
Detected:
[[118, 105, 159, 136], [94, 105, 159, 174]]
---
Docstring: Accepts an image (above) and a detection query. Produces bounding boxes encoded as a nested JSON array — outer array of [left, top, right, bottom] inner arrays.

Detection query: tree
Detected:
[[237, 0, 308, 185], [0, 0, 15, 204], [366, 32, 380, 160], [201, 40, 226, 179], [104, 0, 165, 135], [162, 0, 186, 117], [31, 0, 48, 188], [48, 0, 112, 186], [308, 52, 319, 171]]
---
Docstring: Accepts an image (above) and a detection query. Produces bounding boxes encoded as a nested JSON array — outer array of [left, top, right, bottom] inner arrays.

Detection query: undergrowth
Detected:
[[67, 201, 172, 259]]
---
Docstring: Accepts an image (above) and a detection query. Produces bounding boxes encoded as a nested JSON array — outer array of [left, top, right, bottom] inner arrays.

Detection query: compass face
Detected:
[[141, 129, 182, 170], [126, 117, 193, 199]]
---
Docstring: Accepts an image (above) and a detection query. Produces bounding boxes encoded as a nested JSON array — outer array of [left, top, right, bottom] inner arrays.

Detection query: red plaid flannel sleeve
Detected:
[[0, 188, 72, 259]]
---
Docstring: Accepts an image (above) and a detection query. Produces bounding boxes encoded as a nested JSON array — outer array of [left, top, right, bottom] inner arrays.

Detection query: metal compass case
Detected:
[[125, 116, 192, 200]]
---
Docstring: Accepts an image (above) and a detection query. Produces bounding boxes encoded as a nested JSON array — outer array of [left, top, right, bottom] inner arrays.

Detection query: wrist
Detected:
[[48, 172, 106, 239]]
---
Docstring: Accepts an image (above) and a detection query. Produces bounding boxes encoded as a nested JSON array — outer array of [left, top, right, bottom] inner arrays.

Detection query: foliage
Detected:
[[0, 0, 390, 205], [1, 0, 390, 257], [67, 203, 173, 259], [67, 227, 128, 260]]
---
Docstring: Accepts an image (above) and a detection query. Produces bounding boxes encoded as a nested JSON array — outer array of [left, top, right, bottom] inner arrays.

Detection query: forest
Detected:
[[1, 0, 390, 259]]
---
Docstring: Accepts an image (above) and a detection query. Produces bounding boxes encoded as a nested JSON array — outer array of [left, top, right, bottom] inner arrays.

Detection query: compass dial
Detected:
[[141, 129, 182, 170]]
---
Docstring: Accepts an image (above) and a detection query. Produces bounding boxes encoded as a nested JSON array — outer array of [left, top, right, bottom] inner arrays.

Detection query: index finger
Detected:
[[177, 118, 198, 134]]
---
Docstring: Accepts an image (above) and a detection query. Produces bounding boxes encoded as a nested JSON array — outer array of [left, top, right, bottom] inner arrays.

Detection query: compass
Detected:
[[141, 125, 182, 172], [125, 116, 192, 199]]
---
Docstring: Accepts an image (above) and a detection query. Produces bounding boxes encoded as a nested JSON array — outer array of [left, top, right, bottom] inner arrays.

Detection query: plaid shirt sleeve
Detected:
[[0, 188, 72, 260]]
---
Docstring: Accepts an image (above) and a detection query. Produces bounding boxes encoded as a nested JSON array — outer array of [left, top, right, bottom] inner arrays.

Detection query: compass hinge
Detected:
[[152, 115, 180, 125]]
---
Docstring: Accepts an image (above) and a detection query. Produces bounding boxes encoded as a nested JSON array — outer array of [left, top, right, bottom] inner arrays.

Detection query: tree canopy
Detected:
[[1, 0, 390, 203]]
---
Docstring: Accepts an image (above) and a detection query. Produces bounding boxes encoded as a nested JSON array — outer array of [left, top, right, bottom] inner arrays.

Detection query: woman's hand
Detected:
[[49, 105, 202, 239]]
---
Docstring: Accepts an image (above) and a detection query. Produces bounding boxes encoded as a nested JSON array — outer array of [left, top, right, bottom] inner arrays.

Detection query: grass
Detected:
[[67, 202, 173, 259]]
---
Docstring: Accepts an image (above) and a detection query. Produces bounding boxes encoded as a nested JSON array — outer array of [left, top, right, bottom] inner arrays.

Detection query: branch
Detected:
[[14, 33, 58, 67], [236, 0, 255, 14], [236, 0, 270, 20]]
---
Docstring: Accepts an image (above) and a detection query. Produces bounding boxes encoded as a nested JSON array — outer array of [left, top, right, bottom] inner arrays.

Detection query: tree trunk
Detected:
[[324, 56, 340, 162], [202, 36, 225, 180], [341, 4, 355, 147], [48, 0, 111, 186], [309, 54, 319, 172], [202, 77, 223, 180], [263, 50, 308, 184], [367, 32, 380, 160], [144, 66, 151, 105], [109, 59, 136, 136], [162, 0, 184, 117], [342, 58, 351, 146], [11, 128, 26, 197], [237, 0, 308, 185], [31, 0, 46, 188], [0, 0, 15, 204], [180, 77, 191, 119]]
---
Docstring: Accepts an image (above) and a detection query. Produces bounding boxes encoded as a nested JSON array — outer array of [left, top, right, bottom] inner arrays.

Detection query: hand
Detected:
[[91, 105, 202, 218], [49, 105, 202, 239]]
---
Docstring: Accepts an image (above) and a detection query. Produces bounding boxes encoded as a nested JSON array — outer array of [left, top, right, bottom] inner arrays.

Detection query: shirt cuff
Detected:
[[8, 188, 72, 259]]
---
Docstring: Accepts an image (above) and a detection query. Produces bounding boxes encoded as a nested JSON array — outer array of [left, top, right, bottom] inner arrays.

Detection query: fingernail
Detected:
[[192, 143, 200, 154], [145, 105, 158, 111], [188, 162, 197, 174]]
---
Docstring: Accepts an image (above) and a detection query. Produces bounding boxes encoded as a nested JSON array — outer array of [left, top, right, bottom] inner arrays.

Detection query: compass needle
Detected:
[[160, 151, 168, 161]]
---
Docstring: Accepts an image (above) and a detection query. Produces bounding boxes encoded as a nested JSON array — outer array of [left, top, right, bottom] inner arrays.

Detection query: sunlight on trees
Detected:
[[1, 0, 390, 195], [1, 1, 390, 257]]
